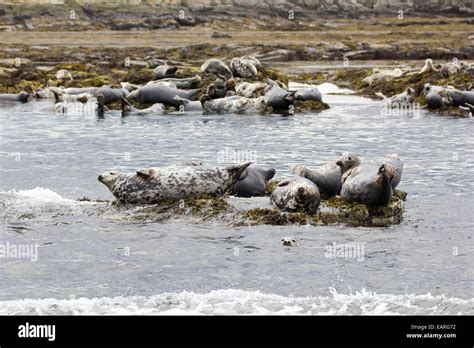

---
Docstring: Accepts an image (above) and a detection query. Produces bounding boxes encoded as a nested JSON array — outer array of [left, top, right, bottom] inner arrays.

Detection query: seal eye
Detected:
[[348, 157, 352, 161]]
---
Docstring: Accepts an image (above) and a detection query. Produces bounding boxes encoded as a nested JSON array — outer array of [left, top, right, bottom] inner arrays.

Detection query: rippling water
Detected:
[[0, 92, 473, 314]]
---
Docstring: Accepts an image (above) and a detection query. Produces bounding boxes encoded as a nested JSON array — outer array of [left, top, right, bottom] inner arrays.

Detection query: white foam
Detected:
[[289, 82, 355, 95], [0, 289, 472, 315], [13, 187, 74, 204]]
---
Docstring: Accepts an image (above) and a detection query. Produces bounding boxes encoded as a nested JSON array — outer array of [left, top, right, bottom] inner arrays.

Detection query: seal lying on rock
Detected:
[[201, 58, 233, 78], [383, 154, 403, 188], [235, 82, 269, 98], [76, 87, 129, 105], [98, 162, 252, 204], [173, 96, 204, 112], [200, 95, 267, 114], [121, 98, 165, 115], [147, 75, 201, 89], [0, 91, 29, 103], [291, 152, 361, 198], [229, 165, 276, 197], [128, 84, 199, 108], [376, 88, 415, 107], [265, 80, 294, 112], [230, 57, 258, 78], [294, 88, 322, 102], [270, 176, 320, 213], [153, 64, 178, 79], [341, 163, 397, 206], [423, 83, 445, 109], [362, 68, 405, 86], [207, 78, 236, 99]]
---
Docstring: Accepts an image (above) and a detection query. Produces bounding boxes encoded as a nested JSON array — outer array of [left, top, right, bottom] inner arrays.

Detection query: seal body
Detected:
[[235, 82, 269, 98], [294, 88, 322, 102], [128, 84, 199, 108], [153, 64, 178, 79], [264, 83, 294, 112], [98, 163, 251, 204], [292, 152, 360, 197], [201, 58, 233, 78], [0, 92, 29, 103], [230, 165, 276, 197], [230, 57, 258, 78], [200, 95, 267, 114], [270, 176, 320, 213], [340, 163, 396, 206], [384, 154, 403, 188], [147, 75, 201, 89]]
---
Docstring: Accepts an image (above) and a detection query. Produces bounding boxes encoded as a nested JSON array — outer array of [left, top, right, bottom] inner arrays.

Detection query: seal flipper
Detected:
[[225, 162, 252, 182], [258, 167, 276, 182], [136, 168, 156, 180]]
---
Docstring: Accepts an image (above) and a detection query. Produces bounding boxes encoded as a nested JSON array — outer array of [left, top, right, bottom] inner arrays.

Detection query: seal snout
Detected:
[[98, 174, 104, 182]]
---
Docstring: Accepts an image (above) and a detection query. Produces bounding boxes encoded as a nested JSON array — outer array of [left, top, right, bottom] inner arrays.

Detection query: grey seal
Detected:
[[264, 81, 294, 112], [229, 165, 276, 197], [121, 98, 165, 115], [291, 152, 361, 198], [98, 162, 252, 204], [153, 64, 178, 80], [0, 91, 29, 103], [423, 84, 445, 109], [201, 58, 233, 78], [147, 75, 201, 89], [128, 84, 199, 108], [173, 96, 204, 112], [230, 57, 258, 78], [340, 163, 397, 206], [270, 176, 320, 213], [383, 154, 403, 188], [200, 95, 267, 115], [76, 87, 128, 105], [294, 88, 322, 102]]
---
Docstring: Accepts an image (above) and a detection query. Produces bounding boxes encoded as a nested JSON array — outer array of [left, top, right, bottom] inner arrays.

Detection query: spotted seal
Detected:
[[340, 162, 397, 206], [235, 82, 269, 98], [200, 95, 267, 115], [281, 237, 300, 247], [201, 58, 233, 78], [153, 64, 178, 80], [76, 87, 129, 105], [270, 176, 320, 213], [0, 91, 29, 103], [291, 152, 360, 198], [207, 78, 236, 99], [128, 84, 199, 108], [98, 162, 252, 204], [229, 165, 276, 197], [230, 57, 258, 78], [55, 69, 73, 81]]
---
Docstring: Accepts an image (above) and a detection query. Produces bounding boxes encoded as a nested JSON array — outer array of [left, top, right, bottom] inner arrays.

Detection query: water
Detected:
[[0, 91, 473, 315]]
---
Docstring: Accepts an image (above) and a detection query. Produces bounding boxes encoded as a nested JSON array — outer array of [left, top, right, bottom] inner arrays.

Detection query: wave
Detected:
[[0, 289, 472, 315]]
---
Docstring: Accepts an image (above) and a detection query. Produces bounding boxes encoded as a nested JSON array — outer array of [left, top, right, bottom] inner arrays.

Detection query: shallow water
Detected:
[[0, 93, 473, 314]]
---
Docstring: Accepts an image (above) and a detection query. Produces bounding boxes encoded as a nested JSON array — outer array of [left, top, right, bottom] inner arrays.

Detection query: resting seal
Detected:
[[341, 163, 397, 206], [0, 91, 29, 103], [98, 162, 251, 204], [264, 81, 294, 112], [153, 64, 178, 80], [230, 57, 258, 78], [201, 58, 233, 78], [383, 154, 403, 188], [128, 84, 199, 108], [291, 152, 360, 198], [270, 176, 320, 213], [147, 75, 201, 89], [294, 88, 322, 102], [200, 95, 267, 115], [229, 165, 276, 197], [376, 88, 415, 107], [235, 82, 269, 98]]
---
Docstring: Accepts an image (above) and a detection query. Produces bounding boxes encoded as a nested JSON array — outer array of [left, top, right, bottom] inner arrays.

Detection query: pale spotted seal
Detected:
[[280, 237, 300, 247], [340, 163, 397, 206], [270, 176, 320, 213], [376, 88, 415, 107], [98, 162, 252, 204], [200, 95, 267, 115], [230, 57, 258, 78], [291, 152, 361, 198]]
